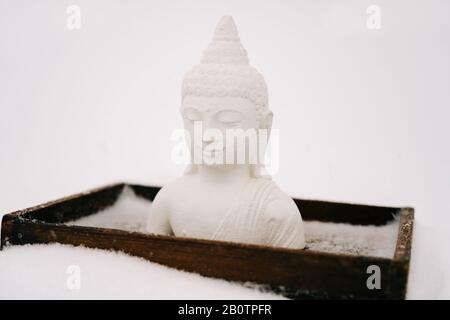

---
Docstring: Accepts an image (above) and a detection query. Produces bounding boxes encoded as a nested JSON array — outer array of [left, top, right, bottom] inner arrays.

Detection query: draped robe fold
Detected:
[[211, 178, 304, 248]]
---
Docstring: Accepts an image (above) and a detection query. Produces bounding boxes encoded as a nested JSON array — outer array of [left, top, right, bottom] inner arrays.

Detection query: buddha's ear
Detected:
[[258, 111, 273, 169], [260, 110, 273, 131]]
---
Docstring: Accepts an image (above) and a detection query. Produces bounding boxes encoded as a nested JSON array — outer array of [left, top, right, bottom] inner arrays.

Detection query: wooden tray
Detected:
[[0, 183, 413, 299]]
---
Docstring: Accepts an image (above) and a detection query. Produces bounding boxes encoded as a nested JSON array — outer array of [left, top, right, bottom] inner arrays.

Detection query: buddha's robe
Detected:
[[211, 178, 305, 249]]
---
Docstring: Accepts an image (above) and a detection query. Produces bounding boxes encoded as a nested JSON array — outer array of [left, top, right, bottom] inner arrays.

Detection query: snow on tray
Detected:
[[67, 187, 151, 233], [68, 187, 399, 258], [305, 220, 398, 257]]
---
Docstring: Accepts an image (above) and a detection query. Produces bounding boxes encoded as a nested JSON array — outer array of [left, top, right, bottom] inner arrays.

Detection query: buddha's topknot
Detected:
[[182, 16, 269, 123]]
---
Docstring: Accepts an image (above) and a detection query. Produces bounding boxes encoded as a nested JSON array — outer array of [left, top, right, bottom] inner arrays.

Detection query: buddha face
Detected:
[[181, 96, 272, 167]]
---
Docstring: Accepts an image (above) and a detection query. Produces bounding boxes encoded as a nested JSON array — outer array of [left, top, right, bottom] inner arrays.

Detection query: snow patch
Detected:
[[0, 243, 284, 299]]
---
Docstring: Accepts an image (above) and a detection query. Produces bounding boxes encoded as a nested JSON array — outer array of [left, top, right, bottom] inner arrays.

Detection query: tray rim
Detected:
[[1, 182, 414, 262]]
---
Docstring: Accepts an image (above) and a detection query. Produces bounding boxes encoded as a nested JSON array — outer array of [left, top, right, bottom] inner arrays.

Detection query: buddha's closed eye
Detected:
[[182, 108, 202, 122], [215, 110, 243, 126]]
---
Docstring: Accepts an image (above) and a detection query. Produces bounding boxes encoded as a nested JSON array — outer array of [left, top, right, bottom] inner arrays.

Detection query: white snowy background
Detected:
[[1, 0, 449, 299]]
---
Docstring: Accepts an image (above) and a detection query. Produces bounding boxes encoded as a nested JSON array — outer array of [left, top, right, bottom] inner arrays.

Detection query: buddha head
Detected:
[[181, 16, 273, 177]]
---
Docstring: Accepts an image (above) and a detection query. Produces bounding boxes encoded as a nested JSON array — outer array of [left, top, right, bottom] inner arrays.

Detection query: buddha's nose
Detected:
[[202, 133, 215, 147], [201, 118, 214, 144]]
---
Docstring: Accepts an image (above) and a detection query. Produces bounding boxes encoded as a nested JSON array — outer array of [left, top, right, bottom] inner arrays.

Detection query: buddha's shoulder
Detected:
[[153, 175, 197, 202], [250, 178, 293, 201], [254, 179, 301, 222]]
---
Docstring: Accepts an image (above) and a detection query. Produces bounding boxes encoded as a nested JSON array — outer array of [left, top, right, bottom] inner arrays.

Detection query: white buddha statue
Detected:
[[146, 16, 305, 249]]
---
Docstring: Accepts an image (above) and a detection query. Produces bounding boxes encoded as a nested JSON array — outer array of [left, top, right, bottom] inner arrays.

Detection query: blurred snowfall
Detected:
[[0, 0, 449, 299]]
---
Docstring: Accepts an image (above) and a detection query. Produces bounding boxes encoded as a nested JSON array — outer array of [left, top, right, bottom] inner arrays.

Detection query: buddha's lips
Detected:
[[194, 145, 225, 155], [202, 149, 224, 155]]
